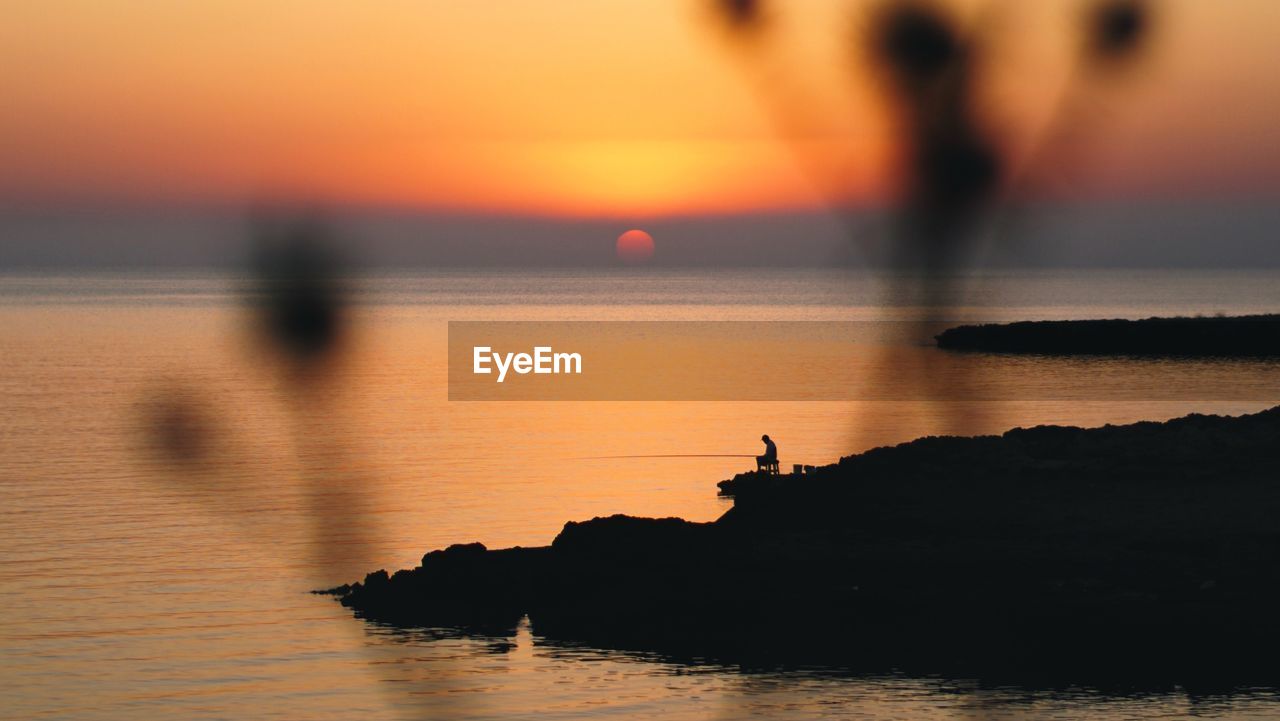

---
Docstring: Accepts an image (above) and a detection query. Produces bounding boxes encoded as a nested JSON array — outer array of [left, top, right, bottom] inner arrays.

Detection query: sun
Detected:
[[616, 229, 655, 263]]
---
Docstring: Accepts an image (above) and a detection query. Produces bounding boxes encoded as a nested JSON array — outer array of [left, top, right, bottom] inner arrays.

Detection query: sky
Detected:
[[1, 0, 1278, 266]]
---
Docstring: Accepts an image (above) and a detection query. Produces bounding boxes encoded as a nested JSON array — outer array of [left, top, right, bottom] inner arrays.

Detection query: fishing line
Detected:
[[570, 454, 757, 461]]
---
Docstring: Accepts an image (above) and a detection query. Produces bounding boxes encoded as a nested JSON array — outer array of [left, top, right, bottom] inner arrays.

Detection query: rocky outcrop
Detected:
[[936, 315, 1280, 356], [339, 406, 1280, 681]]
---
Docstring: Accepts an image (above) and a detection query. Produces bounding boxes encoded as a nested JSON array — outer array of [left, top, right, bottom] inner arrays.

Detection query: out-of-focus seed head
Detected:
[[1085, 0, 1151, 65], [869, 2, 961, 90], [144, 387, 213, 464], [708, 0, 769, 40], [916, 135, 1002, 216], [718, 0, 761, 26], [249, 217, 347, 367]]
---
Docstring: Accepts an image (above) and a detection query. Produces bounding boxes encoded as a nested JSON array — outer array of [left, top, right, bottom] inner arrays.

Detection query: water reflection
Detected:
[[358, 617, 1280, 720]]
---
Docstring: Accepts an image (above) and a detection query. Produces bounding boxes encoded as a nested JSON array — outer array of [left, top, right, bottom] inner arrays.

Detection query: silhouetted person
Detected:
[[756, 434, 778, 473]]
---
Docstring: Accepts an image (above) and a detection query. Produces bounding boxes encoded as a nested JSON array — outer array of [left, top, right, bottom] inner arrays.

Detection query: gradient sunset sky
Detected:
[[3, 0, 1277, 220]]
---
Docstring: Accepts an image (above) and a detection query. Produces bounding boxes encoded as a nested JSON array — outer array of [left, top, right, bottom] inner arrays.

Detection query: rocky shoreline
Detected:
[[334, 406, 1280, 683]]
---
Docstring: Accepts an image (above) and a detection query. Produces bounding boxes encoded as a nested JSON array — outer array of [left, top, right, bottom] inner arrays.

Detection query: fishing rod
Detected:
[[571, 454, 757, 460]]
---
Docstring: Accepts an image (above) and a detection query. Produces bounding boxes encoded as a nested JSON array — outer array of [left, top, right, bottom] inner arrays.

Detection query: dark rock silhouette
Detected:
[[936, 315, 1280, 357], [338, 407, 1280, 685]]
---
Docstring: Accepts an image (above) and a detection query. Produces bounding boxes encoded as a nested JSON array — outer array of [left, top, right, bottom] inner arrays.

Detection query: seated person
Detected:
[[756, 434, 777, 470]]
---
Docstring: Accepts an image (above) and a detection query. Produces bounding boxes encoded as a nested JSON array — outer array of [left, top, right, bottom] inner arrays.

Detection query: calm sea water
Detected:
[[3, 268, 1280, 720]]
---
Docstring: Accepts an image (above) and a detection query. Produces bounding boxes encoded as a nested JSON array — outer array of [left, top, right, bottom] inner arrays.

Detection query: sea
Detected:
[[3, 268, 1280, 720]]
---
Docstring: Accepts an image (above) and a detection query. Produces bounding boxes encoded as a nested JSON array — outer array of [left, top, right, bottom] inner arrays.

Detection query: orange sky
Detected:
[[1, 0, 1277, 217]]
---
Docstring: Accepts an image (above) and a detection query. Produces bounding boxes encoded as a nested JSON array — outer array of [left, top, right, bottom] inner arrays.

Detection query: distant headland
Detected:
[[936, 314, 1280, 356], [331, 406, 1280, 685]]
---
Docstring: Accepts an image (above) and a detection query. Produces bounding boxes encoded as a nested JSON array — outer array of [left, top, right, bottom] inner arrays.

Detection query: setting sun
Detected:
[[616, 229, 655, 263]]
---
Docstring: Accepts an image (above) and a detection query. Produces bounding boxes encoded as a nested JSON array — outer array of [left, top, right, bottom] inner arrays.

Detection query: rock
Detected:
[[935, 315, 1280, 356], [337, 405, 1280, 683]]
